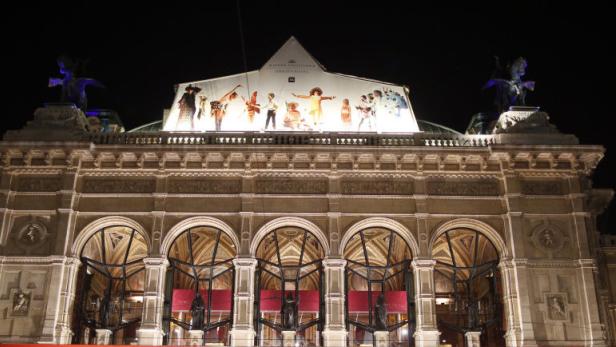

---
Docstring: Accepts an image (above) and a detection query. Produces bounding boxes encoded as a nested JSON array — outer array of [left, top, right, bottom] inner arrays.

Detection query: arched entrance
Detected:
[[73, 225, 148, 344], [255, 226, 325, 347], [163, 226, 236, 345], [343, 227, 415, 347], [432, 228, 505, 347]]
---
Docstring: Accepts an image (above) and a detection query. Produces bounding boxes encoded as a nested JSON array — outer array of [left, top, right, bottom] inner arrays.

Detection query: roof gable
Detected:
[[261, 36, 325, 72]]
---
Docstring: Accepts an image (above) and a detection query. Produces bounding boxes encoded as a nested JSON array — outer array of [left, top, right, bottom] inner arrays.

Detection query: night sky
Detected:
[[3, 2, 615, 231]]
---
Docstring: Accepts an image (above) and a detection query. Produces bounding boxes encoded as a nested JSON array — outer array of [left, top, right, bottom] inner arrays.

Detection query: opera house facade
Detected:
[[1, 38, 615, 347]]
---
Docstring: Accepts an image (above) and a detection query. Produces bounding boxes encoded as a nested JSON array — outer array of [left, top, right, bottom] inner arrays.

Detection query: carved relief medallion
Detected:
[[528, 221, 568, 257], [15, 222, 48, 250]]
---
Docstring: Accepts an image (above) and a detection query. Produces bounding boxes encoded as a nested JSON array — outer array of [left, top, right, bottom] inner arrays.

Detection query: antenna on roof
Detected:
[[236, 0, 250, 97]]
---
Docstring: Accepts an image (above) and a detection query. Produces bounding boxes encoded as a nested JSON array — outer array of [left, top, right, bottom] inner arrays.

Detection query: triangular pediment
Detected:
[[261, 36, 325, 73]]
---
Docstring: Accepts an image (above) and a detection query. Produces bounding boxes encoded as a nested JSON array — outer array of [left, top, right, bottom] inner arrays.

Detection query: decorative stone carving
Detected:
[[546, 293, 568, 321], [340, 180, 413, 195], [82, 178, 156, 193], [15, 223, 49, 250], [168, 179, 242, 194], [11, 289, 31, 316], [521, 180, 563, 195], [493, 108, 559, 134], [426, 178, 499, 196], [528, 221, 569, 257], [0, 269, 49, 338], [3, 105, 89, 141], [255, 179, 328, 194], [15, 176, 62, 192]]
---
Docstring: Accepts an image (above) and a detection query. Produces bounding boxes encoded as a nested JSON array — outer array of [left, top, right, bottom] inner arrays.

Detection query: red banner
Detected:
[[347, 291, 408, 313], [172, 289, 408, 313], [172, 289, 232, 312], [258, 290, 320, 312]]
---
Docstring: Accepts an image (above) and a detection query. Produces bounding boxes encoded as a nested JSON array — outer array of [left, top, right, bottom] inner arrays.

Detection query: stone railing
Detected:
[[90, 131, 497, 147]]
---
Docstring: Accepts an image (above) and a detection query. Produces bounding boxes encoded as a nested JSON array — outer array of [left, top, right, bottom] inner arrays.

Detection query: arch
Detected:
[[160, 216, 240, 256], [339, 217, 420, 257], [71, 216, 150, 257], [250, 217, 330, 256], [429, 218, 509, 259]]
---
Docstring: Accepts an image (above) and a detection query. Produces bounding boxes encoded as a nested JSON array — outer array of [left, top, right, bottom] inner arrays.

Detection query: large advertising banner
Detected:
[[163, 73, 418, 133], [163, 37, 420, 133]]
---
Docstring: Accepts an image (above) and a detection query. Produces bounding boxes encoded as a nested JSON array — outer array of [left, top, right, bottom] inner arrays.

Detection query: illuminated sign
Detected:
[[163, 37, 420, 133]]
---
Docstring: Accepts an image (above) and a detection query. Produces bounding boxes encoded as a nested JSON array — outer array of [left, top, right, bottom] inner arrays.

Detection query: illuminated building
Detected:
[[1, 37, 614, 347]]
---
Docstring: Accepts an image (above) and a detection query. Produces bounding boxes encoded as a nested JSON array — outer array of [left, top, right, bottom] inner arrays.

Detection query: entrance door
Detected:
[[343, 227, 415, 347], [255, 227, 325, 347]]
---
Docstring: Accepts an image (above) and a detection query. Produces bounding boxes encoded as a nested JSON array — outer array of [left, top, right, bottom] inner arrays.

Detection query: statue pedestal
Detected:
[[229, 328, 256, 347], [137, 327, 165, 345], [282, 330, 296, 347], [465, 331, 481, 347], [188, 330, 204, 346], [95, 329, 113, 345], [3, 104, 89, 141], [374, 331, 389, 347], [413, 329, 441, 347]]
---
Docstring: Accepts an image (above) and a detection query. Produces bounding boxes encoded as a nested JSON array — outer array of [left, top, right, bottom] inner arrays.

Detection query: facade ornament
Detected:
[[528, 221, 568, 257], [546, 293, 568, 321], [48, 55, 104, 111], [484, 57, 536, 115], [15, 222, 48, 250]]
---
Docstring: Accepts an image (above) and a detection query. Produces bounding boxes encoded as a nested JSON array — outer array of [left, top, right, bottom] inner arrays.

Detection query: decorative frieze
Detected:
[[255, 178, 328, 194], [521, 180, 564, 195], [340, 179, 414, 195], [82, 178, 156, 193], [168, 179, 242, 194], [15, 176, 62, 192], [426, 178, 499, 196]]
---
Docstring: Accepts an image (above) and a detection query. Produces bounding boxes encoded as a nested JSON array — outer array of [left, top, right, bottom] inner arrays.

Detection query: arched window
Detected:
[[74, 226, 148, 344], [255, 227, 325, 347], [432, 229, 504, 347], [165, 226, 236, 345], [344, 227, 414, 347]]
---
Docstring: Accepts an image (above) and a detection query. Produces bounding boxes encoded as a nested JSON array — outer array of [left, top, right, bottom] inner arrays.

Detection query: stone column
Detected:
[[464, 331, 481, 347], [95, 329, 113, 345], [230, 258, 258, 347], [137, 257, 169, 345], [498, 259, 537, 347], [577, 259, 608, 347], [38, 256, 81, 344], [322, 258, 347, 347], [412, 259, 440, 347]]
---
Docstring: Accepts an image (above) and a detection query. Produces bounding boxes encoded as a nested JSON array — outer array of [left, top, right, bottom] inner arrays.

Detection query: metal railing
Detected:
[[90, 131, 496, 147]]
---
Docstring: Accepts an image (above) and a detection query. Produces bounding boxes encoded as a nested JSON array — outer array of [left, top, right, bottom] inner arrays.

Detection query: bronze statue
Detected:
[[190, 291, 205, 330], [483, 57, 536, 115], [98, 293, 110, 328], [373, 293, 387, 330], [48, 55, 104, 111], [282, 292, 297, 330]]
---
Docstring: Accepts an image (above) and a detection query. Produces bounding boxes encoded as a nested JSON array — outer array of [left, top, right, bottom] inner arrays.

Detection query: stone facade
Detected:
[[0, 106, 614, 347]]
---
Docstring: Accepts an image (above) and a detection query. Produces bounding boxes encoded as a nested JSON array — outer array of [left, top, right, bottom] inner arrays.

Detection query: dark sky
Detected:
[[2, 2, 615, 231]]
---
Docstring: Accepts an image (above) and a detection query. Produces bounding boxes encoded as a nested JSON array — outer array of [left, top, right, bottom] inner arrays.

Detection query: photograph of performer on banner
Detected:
[[264, 93, 279, 130], [211, 84, 242, 131], [244, 91, 261, 124], [292, 87, 335, 129], [176, 84, 201, 131], [340, 98, 352, 130]]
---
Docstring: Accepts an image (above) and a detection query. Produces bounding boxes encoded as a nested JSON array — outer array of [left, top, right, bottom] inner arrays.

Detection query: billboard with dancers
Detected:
[[162, 37, 420, 133]]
